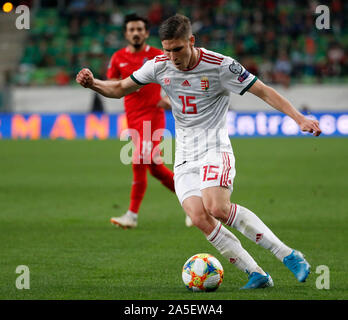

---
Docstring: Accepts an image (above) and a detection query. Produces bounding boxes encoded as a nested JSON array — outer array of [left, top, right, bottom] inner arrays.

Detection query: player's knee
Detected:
[[133, 179, 147, 186], [182, 197, 215, 231], [132, 164, 147, 177], [204, 202, 226, 220], [183, 207, 208, 230], [148, 164, 160, 178], [190, 212, 211, 230]]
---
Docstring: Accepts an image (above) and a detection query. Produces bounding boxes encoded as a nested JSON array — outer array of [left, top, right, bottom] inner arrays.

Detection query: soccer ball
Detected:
[[182, 253, 224, 292]]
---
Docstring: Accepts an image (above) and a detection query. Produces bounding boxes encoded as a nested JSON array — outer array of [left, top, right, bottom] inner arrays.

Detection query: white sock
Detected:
[[207, 221, 264, 275], [226, 204, 292, 261], [126, 210, 138, 220]]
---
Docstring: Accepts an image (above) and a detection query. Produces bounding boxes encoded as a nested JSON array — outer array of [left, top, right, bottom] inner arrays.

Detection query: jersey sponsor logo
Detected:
[[238, 70, 250, 83], [119, 62, 128, 68], [164, 77, 171, 85], [229, 61, 243, 74], [181, 80, 191, 87], [201, 76, 209, 91]]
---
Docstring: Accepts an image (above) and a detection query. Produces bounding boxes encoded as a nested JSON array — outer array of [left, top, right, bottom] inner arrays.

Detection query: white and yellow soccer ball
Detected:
[[182, 253, 224, 292]]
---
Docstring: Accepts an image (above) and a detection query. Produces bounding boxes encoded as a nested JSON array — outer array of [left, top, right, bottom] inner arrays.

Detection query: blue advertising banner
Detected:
[[226, 112, 348, 137], [0, 111, 347, 139]]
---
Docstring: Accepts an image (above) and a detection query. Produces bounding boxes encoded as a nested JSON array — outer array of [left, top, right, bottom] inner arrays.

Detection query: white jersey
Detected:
[[131, 48, 257, 166]]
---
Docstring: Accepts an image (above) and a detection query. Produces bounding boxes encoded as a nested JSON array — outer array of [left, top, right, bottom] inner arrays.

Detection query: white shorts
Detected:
[[174, 151, 236, 205]]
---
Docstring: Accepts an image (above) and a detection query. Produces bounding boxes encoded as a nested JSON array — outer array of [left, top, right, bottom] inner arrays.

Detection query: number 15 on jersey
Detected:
[[179, 96, 197, 114]]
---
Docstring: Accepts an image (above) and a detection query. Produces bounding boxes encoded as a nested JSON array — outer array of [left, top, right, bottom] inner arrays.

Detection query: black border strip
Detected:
[[240, 76, 258, 95], [130, 74, 147, 85]]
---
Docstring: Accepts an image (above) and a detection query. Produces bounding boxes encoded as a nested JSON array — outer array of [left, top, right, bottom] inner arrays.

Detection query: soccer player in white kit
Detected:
[[76, 14, 321, 289]]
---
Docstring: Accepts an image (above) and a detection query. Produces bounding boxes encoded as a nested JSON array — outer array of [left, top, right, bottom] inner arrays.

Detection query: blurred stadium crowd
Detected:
[[14, 0, 348, 87]]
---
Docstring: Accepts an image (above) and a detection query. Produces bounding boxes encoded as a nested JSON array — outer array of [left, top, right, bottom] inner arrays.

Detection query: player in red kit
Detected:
[[108, 14, 191, 228]]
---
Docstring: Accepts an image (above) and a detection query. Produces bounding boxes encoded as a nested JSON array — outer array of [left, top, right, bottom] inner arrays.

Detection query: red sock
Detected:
[[129, 163, 147, 213], [148, 163, 175, 192]]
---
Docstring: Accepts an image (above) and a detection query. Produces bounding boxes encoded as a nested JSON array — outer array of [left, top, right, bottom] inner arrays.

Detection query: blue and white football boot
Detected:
[[240, 272, 274, 289], [283, 250, 310, 282]]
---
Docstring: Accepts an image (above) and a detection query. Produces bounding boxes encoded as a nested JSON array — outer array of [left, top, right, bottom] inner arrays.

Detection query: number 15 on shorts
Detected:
[[201, 153, 235, 189], [202, 165, 219, 181]]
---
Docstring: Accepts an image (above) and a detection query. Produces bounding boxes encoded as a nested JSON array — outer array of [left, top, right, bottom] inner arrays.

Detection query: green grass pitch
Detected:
[[0, 137, 347, 300]]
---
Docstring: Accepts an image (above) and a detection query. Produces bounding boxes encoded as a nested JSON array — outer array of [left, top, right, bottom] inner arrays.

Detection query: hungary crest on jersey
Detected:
[[201, 77, 209, 91]]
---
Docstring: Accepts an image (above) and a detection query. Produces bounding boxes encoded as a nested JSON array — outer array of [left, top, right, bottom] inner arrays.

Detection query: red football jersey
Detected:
[[107, 45, 164, 128]]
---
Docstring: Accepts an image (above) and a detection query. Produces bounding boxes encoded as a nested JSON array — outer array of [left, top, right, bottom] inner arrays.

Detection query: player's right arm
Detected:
[[76, 68, 142, 98]]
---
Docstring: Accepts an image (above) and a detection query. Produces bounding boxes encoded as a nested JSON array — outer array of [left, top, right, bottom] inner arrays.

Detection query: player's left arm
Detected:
[[248, 79, 321, 136], [156, 95, 171, 109]]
